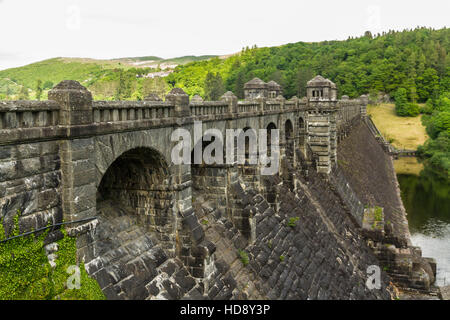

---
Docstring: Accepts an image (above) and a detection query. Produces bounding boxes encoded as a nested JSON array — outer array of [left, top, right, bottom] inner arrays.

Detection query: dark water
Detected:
[[398, 173, 450, 287]]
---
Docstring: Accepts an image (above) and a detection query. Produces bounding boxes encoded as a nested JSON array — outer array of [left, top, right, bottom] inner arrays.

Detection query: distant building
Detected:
[[244, 78, 282, 99]]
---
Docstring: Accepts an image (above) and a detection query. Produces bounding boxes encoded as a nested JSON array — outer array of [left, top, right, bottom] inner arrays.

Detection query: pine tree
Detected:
[[296, 67, 314, 98], [204, 72, 225, 101]]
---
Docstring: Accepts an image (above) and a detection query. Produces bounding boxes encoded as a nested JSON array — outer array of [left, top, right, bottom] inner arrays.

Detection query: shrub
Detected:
[[238, 250, 249, 266], [287, 217, 300, 227]]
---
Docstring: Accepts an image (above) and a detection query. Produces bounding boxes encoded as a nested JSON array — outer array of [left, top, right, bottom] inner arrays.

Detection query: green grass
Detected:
[[287, 217, 300, 227], [367, 103, 429, 150]]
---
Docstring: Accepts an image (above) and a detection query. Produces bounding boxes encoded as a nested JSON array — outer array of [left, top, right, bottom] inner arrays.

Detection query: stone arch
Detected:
[[84, 145, 179, 299], [93, 130, 174, 189], [298, 117, 305, 130], [97, 146, 175, 248], [283, 119, 295, 191], [266, 122, 277, 157], [285, 119, 294, 141]]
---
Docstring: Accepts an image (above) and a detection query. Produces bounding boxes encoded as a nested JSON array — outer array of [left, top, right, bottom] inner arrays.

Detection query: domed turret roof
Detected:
[[307, 75, 336, 88], [266, 80, 282, 89], [244, 77, 267, 89]]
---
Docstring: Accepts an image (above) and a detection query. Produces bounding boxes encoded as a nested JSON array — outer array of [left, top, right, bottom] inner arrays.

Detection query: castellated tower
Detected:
[[306, 75, 338, 174]]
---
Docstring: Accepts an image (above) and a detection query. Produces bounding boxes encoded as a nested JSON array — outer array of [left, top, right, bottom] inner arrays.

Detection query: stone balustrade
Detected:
[[0, 100, 60, 129], [93, 101, 175, 123], [189, 101, 228, 116]]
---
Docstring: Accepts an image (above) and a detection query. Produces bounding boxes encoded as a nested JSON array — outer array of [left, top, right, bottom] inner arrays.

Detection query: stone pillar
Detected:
[[165, 87, 190, 118], [48, 80, 93, 125], [220, 91, 237, 114], [48, 81, 96, 235], [360, 94, 368, 118]]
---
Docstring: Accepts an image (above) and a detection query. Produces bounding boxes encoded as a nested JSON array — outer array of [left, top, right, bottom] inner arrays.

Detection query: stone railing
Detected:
[[92, 101, 175, 123], [264, 101, 282, 112], [237, 101, 260, 113], [336, 98, 363, 129], [190, 101, 228, 116], [0, 100, 60, 129]]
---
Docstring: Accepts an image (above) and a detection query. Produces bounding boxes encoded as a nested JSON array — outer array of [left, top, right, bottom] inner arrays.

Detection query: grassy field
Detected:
[[367, 103, 428, 176], [367, 103, 428, 150]]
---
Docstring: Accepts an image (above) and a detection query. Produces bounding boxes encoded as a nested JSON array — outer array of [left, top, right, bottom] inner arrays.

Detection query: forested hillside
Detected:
[[168, 27, 449, 101]]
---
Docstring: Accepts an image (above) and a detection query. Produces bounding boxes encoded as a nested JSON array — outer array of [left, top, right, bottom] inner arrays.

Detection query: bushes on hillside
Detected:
[[418, 92, 450, 180], [395, 88, 420, 116]]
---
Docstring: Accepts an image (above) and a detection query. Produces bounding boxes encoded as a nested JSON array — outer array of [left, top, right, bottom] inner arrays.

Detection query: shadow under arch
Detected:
[[86, 147, 178, 299]]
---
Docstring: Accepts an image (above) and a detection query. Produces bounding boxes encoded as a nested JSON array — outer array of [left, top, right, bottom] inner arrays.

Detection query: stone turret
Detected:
[[306, 75, 338, 174], [267, 80, 283, 98], [244, 78, 267, 99], [307, 75, 337, 101], [244, 78, 283, 100]]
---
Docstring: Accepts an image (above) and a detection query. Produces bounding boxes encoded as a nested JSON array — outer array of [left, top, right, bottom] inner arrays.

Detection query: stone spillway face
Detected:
[[83, 201, 199, 300]]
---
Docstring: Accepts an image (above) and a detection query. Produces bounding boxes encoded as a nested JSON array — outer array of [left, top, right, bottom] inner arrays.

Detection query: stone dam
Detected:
[[0, 75, 441, 299]]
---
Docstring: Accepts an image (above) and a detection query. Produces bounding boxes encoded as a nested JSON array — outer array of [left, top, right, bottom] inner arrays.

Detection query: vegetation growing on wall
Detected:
[[0, 214, 105, 300]]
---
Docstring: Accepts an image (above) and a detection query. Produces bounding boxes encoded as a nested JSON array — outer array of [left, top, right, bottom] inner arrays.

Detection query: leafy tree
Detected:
[[295, 67, 314, 98], [18, 85, 29, 100], [395, 88, 408, 115], [204, 72, 225, 100], [418, 91, 450, 180], [35, 79, 43, 100], [42, 80, 54, 90]]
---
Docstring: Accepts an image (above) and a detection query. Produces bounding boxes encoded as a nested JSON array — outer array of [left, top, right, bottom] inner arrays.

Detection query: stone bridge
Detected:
[[0, 75, 437, 299]]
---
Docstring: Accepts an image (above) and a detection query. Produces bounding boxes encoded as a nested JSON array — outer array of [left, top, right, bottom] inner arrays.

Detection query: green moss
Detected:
[[201, 219, 209, 226], [373, 206, 383, 222], [238, 249, 249, 267], [287, 217, 300, 228], [0, 215, 105, 300], [279, 255, 285, 262]]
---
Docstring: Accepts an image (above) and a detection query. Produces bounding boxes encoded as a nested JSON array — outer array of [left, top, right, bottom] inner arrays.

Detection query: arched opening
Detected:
[[263, 122, 279, 211], [298, 117, 305, 131], [283, 120, 295, 191], [266, 122, 277, 157], [90, 147, 175, 299], [285, 119, 294, 159], [236, 127, 259, 190], [97, 147, 173, 237]]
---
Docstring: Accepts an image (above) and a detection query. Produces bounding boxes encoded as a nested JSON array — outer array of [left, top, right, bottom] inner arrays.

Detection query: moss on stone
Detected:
[[0, 215, 105, 300]]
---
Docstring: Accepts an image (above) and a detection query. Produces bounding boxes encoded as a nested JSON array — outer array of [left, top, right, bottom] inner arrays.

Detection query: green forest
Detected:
[[167, 28, 449, 102]]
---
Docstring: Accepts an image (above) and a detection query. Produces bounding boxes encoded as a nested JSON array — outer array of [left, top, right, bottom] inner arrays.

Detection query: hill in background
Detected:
[[0, 55, 217, 100], [0, 27, 448, 103]]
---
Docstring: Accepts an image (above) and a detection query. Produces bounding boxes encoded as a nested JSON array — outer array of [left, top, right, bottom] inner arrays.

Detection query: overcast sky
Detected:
[[0, 0, 448, 70]]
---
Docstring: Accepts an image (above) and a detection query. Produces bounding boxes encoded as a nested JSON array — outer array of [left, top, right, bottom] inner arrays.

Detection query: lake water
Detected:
[[397, 173, 450, 287]]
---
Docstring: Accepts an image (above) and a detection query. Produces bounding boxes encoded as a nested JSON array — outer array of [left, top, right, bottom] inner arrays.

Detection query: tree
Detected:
[[233, 70, 246, 99], [295, 67, 314, 98], [42, 81, 54, 90], [395, 88, 408, 116], [204, 72, 225, 101], [35, 79, 43, 101], [18, 86, 29, 100]]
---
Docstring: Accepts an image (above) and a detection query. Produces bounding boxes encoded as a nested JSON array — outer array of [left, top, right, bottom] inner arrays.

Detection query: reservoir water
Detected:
[[397, 172, 450, 287]]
